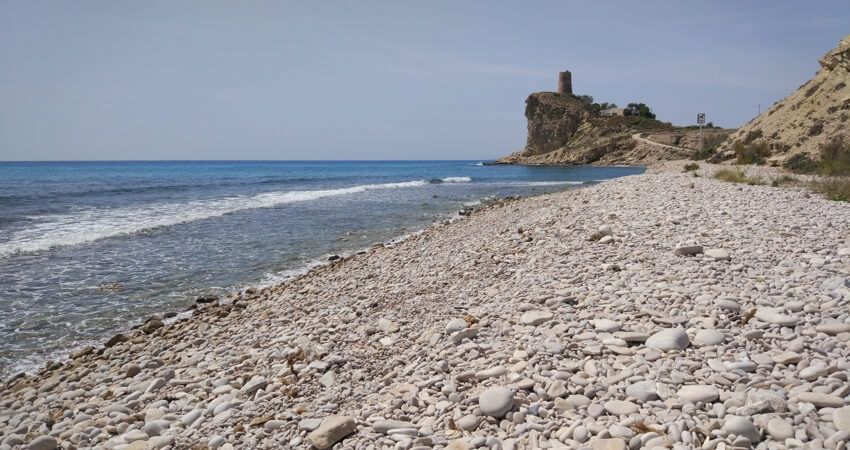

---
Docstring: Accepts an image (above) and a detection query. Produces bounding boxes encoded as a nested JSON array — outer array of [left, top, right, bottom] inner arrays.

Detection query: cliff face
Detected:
[[500, 93, 689, 165], [718, 34, 850, 161], [522, 93, 588, 156]]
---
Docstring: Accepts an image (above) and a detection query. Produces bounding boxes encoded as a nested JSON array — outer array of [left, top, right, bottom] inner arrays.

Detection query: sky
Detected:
[[1, 2, 848, 161]]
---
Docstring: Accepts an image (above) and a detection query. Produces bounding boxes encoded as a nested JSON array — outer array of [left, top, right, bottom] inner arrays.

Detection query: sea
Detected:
[[0, 160, 643, 376]]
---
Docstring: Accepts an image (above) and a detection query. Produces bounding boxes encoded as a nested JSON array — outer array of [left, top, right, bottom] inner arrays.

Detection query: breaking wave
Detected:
[[0, 177, 472, 258]]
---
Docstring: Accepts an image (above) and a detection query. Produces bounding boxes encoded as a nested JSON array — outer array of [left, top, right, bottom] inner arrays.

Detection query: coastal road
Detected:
[[631, 133, 691, 152]]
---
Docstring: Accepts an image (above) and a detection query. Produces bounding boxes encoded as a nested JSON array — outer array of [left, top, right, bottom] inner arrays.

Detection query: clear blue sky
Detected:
[[1, 1, 848, 161]]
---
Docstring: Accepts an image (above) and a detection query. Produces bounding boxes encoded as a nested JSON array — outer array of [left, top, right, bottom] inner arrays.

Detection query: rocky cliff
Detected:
[[498, 92, 729, 165], [717, 34, 850, 161]]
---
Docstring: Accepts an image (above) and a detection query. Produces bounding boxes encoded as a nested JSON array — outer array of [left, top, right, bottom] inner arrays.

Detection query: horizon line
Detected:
[[0, 158, 498, 163]]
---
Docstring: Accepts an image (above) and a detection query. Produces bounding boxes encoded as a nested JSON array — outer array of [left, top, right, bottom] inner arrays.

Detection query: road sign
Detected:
[[697, 113, 706, 125]]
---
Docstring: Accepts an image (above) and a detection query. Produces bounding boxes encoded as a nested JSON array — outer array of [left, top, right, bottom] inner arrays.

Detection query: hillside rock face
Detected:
[[499, 93, 726, 165], [718, 34, 850, 161], [522, 93, 589, 156]]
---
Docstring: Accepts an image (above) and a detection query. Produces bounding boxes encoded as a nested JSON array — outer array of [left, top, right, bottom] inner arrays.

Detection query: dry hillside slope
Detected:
[[719, 34, 850, 162]]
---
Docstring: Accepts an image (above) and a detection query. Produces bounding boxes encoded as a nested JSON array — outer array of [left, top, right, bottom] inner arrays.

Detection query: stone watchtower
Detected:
[[557, 71, 572, 95]]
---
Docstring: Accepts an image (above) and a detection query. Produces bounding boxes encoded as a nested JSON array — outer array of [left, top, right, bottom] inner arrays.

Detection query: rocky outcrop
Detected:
[[718, 34, 850, 161], [499, 92, 729, 165], [522, 93, 588, 157]]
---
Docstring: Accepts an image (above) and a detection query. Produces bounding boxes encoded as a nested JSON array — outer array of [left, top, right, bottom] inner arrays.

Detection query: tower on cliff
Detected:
[[557, 71, 572, 95]]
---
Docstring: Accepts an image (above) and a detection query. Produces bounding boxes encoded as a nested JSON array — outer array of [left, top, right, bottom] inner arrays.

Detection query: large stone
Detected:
[[28, 436, 57, 450], [603, 400, 638, 416], [520, 310, 553, 326], [755, 308, 799, 327], [645, 327, 689, 351], [475, 366, 506, 381], [815, 322, 850, 335], [593, 319, 621, 332], [678, 385, 720, 403], [148, 436, 174, 449], [674, 244, 703, 256], [378, 318, 399, 333], [456, 414, 478, 431], [799, 364, 828, 381], [834, 406, 850, 433], [373, 420, 416, 434], [240, 376, 267, 396], [766, 418, 793, 440], [772, 351, 802, 365], [142, 318, 164, 334], [479, 387, 514, 418], [715, 299, 741, 312], [693, 329, 725, 347], [547, 380, 567, 398], [724, 415, 760, 441], [796, 392, 844, 408], [307, 416, 356, 449], [589, 437, 628, 450], [704, 248, 731, 261], [626, 380, 659, 402], [104, 333, 129, 347], [445, 318, 468, 333]]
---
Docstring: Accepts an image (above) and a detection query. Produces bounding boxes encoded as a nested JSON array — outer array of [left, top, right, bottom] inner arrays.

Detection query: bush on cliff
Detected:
[[818, 136, 850, 176], [783, 153, 819, 173], [734, 142, 771, 165], [783, 137, 850, 176]]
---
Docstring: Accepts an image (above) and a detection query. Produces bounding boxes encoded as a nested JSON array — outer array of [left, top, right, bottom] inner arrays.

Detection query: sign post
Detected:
[[697, 113, 706, 152]]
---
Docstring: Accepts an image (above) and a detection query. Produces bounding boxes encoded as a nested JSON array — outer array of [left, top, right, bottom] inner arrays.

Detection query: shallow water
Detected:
[[0, 160, 644, 375]]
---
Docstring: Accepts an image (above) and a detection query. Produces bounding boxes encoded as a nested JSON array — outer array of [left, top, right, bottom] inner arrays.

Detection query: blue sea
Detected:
[[0, 161, 643, 376]]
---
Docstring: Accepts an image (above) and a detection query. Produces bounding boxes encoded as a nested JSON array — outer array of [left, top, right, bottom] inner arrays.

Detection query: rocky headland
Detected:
[[497, 93, 731, 166], [2, 162, 849, 449]]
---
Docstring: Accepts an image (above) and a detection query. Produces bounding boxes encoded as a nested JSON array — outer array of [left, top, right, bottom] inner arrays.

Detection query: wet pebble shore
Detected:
[[2, 162, 850, 450]]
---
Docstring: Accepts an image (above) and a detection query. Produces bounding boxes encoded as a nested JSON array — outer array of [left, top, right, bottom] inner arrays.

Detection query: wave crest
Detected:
[[0, 178, 470, 258]]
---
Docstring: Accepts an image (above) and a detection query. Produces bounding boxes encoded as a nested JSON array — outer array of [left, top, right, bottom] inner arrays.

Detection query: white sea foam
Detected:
[[505, 181, 585, 186], [0, 178, 470, 258], [440, 176, 473, 183]]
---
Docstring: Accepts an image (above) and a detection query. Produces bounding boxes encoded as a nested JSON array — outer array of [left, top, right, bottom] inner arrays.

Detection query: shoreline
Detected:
[[0, 184, 565, 380], [2, 162, 849, 449]]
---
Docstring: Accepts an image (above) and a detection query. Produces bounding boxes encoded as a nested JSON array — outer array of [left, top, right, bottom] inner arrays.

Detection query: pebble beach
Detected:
[[2, 162, 850, 450]]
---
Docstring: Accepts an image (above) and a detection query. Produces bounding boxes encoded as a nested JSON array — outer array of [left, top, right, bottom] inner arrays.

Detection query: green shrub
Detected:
[[691, 148, 713, 160], [683, 163, 700, 172], [734, 142, 771, 165], [783, 153, 819, 173], [818, 136, 850, 176], [811, 178, 850, 202], [743, 129, 763, 144], [713, 168, 765, 185], [771, 175, 798, 187]]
